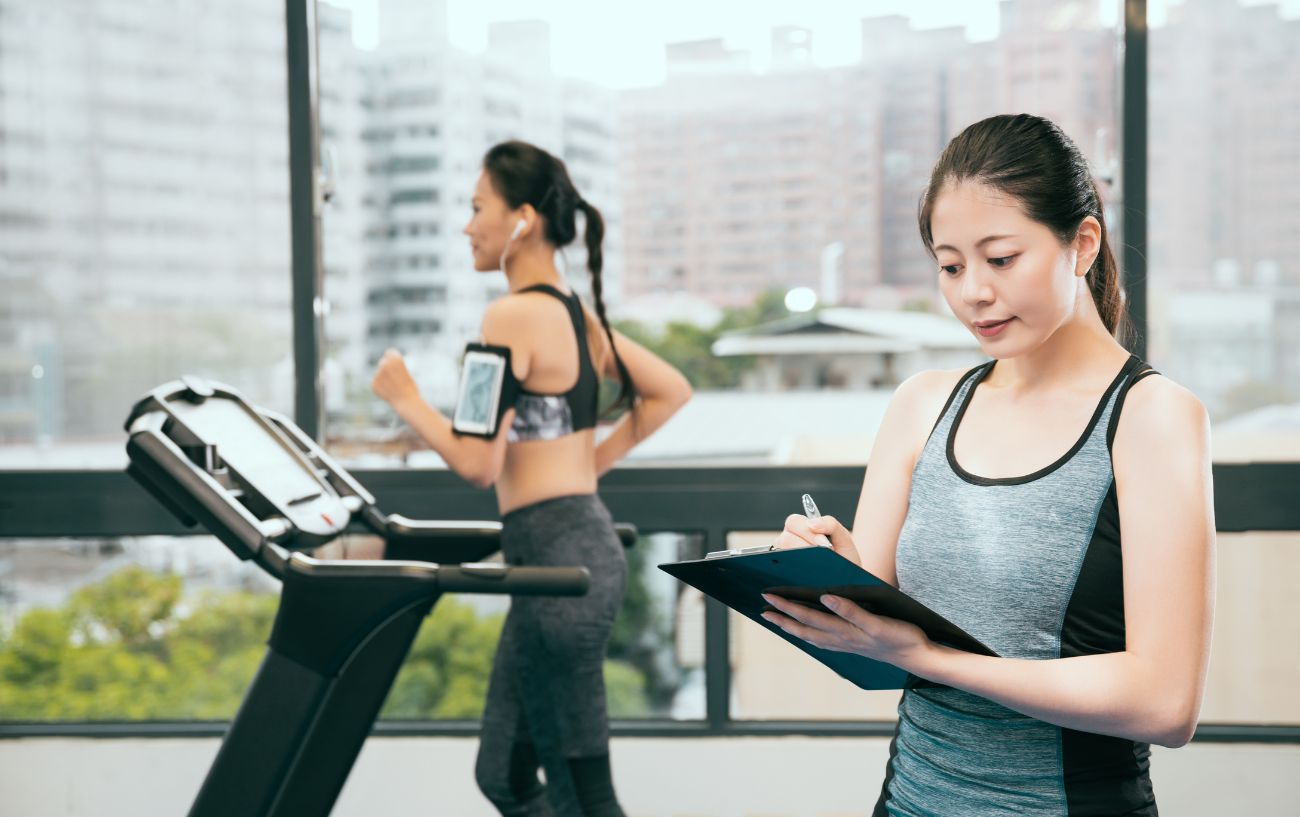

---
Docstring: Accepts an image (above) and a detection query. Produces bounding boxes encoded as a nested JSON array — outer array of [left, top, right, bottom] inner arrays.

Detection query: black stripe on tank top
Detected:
[[927, 362, 991, 438], [1059, 363, 1158, 816]]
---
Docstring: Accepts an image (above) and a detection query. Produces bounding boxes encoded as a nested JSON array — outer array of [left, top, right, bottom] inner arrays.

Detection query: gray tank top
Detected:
[[876, 355, 1159, 817]]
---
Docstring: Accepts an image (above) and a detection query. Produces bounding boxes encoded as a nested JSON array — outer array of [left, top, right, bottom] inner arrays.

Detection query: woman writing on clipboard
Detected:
[[764, 114, 1214, 816], [372, 140, 692, 817]]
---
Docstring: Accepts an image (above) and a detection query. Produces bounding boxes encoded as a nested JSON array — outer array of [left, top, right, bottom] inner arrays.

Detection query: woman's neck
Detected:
[[989, 298, 1129, 392], [503, 245, 566, 293]]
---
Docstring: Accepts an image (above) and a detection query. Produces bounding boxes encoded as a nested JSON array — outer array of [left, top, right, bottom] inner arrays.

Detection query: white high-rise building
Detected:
[[349, 2, 623, 411], [0, 0, 300, 442]]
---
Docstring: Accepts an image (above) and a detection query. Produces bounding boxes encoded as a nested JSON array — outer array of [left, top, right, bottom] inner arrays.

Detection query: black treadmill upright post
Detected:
[[185, 556, 591, 817], [187, 560, 443, 817]]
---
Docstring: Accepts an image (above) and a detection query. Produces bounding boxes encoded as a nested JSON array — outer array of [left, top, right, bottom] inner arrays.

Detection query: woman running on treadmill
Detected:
[[372, 140, 692, 817]]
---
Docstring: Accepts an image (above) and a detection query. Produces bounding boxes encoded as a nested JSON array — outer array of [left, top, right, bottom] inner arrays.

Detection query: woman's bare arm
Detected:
[[372, 299, 531, 489], [593, 330, 692, 476]]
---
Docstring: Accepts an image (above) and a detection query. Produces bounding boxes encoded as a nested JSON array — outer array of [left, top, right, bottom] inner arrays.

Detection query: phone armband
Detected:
[[452, 343, 519, 438]]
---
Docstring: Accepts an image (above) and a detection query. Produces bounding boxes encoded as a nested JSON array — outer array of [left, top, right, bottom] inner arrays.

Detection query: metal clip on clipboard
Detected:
[[704, 544, 775, 559]]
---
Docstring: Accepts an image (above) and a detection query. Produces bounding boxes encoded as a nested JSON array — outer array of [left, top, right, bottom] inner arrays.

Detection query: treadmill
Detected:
[[124, 376, 621, 817]]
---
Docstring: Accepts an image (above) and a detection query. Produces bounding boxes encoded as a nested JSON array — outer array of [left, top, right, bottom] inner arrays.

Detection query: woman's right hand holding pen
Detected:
[[774, 513, 862, 566]]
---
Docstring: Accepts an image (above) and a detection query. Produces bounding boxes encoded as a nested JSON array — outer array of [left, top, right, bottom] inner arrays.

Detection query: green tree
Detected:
[[383, 597, 656, 720], [615, 320, 742, 390], [603, 659, 649, 718], [0, 607, 74, 713], [0, 565, 657, 724], [381, 598, 505, 720], [163, 590, 278, 719], [606, 540, 678, 717], [66, 565, 182, 650], [715, 287, 791, 333], [613, 287, 790, 390], [0, 567, 278, 721]]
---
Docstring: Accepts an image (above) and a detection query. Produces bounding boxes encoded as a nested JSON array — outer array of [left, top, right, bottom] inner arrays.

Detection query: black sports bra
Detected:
[[508, 284, 599, 442]]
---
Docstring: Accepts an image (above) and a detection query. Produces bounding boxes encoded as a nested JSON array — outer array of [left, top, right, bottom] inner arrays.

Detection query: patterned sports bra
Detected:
[[507, 284, 599, 443]]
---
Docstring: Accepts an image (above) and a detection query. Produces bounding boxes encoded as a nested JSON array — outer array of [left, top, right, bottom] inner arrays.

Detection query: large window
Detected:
[[0, 1, 294, 469], [1, 0, 1297, 740], [1147, 0, 1300, 463]]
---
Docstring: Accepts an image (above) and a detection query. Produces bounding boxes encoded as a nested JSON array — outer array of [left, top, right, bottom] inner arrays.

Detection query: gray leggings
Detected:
[[474, 494, 628, 817]]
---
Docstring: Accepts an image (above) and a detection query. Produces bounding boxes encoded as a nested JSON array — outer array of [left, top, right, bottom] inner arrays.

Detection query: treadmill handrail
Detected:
[[385, 514, 502, 538], [286, 552, 590, 596], [385, 514, 638, 548]]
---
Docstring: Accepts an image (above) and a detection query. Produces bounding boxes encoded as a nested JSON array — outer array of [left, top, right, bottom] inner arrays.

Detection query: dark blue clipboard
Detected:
[[659, 546, 997, 690]]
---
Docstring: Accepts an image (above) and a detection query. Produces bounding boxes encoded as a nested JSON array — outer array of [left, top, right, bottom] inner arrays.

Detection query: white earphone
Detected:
[[501, 219, 527, 272]]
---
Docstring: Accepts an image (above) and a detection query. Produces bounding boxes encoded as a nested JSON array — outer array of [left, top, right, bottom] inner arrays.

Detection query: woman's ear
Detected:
[[514, 203, 539, 239], [1074, 216, 1103, 278]]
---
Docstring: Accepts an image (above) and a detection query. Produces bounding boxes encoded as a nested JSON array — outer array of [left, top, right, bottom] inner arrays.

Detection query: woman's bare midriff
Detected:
[[494, 429, 598, 515]]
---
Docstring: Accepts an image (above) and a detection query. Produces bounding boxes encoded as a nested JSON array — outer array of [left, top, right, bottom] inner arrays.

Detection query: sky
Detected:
[[326, 0, 1022, 87], [324, 0, 1299, 89]]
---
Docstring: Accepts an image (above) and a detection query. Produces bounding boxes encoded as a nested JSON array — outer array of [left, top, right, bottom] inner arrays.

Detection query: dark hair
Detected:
[[918, 114, 1129, 342], [483, 140, 635, 414]]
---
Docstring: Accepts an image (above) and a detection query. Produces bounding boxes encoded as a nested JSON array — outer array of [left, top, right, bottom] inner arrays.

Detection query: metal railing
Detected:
[[2, 464, 1298, 744]]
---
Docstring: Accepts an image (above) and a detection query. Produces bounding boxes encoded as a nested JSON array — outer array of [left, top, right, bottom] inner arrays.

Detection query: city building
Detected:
[[1146, 0, 1300, 412], [711, 308, 981, 391], [0, 0, 299, 443], [619, 3, 1120, 309]]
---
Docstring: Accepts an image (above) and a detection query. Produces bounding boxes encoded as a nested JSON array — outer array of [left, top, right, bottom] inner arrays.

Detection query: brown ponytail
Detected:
[[483, 140, 637, 414], [576, 198, 635, 414], [1085, 179, 1128, 341]]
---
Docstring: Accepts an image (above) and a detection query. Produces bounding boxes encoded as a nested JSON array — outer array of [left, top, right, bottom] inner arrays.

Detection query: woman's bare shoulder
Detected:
[[868, 365, 981, 459], [891, 366, 977, 419], [1114, 373, 1209, 456], [481, 291, 566, 342]]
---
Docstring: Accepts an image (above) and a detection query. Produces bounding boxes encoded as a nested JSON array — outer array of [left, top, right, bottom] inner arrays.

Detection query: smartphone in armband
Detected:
[[452, 343, 516, 438]]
